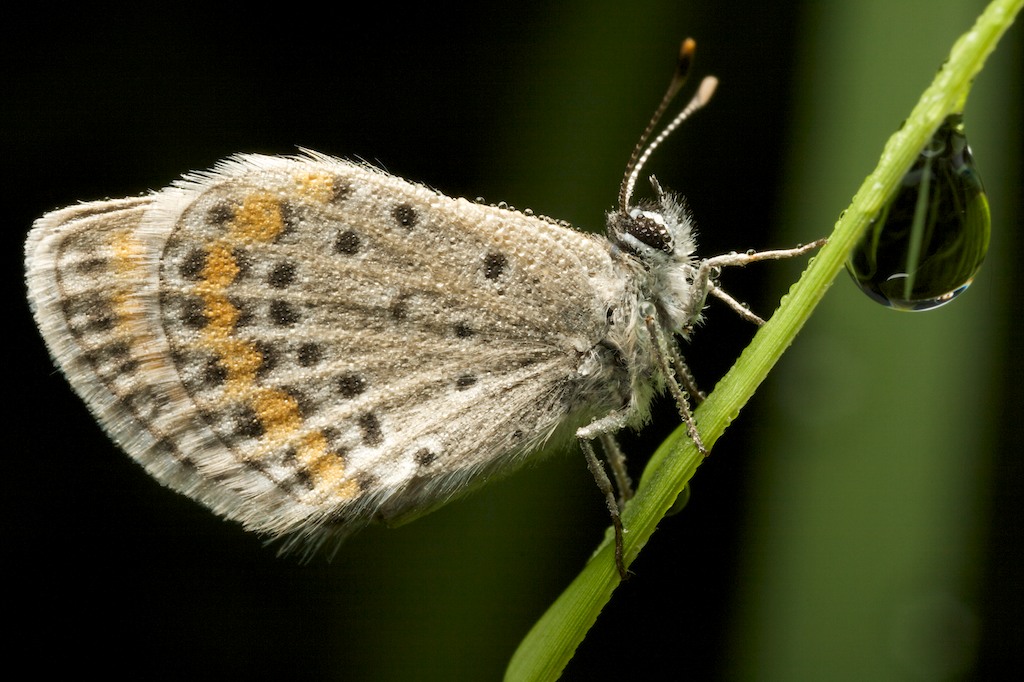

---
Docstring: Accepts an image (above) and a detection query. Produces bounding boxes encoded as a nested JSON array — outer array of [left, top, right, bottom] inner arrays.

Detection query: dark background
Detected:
[[4, 2, 1020, 679]]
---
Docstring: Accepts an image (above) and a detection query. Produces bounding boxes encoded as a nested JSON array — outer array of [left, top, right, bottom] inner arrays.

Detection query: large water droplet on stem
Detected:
[[846, 114, 990, 311]]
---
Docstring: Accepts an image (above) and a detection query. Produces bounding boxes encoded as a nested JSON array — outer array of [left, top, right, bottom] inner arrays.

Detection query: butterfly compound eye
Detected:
[[627, 213, 674, 253], [610, 210, 675, 256]]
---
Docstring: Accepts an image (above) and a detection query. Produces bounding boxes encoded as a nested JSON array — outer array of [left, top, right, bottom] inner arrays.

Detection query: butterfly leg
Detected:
[[600, 432, 634, 506], [643, 313, 707, 456], [707, 285, 767, 325], [687, 239, 827, 322], [580, 436, 628, 579], [578, 409, 635, 579], [666, 338, 705, 405]]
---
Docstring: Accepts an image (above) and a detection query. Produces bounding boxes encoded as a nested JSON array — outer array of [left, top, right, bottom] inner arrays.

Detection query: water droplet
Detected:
[[846, 114, 990, 311], [666, 483, 691, 517]]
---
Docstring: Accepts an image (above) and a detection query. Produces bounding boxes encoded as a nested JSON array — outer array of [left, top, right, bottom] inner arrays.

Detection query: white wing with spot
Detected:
[[26, 153, 637, 548]]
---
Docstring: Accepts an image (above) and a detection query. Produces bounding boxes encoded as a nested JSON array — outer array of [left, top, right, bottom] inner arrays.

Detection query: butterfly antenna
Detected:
[[618, 38, 719, 213]]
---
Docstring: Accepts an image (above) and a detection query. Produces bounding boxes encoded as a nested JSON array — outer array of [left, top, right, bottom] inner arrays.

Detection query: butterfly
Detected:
[[24, 39, 820, 578]]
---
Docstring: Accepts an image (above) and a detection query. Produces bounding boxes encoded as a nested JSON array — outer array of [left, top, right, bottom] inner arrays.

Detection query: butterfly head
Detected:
[[607, 181, 702, 334]]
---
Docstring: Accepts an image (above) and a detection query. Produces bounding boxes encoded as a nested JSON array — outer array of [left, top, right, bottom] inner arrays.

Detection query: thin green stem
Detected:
[[506, 1, 1022, 679]]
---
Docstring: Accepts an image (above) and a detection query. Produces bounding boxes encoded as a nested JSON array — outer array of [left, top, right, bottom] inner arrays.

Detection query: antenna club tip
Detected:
[[676, 38, 697, 76], [698, 76, 719, 102]]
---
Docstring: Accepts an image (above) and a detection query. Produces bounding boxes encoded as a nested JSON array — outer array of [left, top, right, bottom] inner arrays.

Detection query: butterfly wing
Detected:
[[26, 153, 628, 545]]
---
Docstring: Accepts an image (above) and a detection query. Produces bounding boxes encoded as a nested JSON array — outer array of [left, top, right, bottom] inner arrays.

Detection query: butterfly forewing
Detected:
[[28, 153, 627, 543]]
